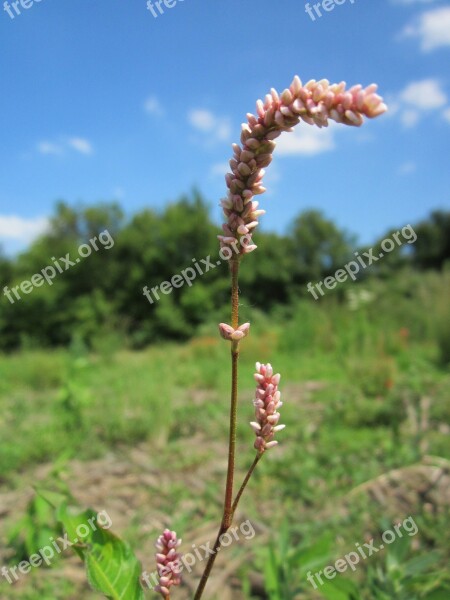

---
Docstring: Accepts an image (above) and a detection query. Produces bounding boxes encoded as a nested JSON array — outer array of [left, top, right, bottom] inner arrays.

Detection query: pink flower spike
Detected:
[[265, 441, 279, 449], [220, 76, 386, 255], [154, 529, 182, 599], [250, 363, 285, 453]]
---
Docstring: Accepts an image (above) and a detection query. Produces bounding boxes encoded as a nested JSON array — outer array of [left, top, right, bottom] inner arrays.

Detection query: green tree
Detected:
[[412, 210, 450, 270], [290, 209, 355, 284]]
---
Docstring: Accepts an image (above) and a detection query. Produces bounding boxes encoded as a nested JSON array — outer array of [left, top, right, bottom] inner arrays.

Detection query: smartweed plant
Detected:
[[45, 75, 387, 599], [189, 76, 387, 600]]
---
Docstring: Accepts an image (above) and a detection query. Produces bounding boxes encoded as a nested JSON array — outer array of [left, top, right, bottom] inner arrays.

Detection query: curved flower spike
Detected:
[[218, 76, 387, 254]]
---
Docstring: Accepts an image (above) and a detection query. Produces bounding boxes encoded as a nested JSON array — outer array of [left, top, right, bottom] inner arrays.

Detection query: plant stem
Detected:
[[193, 452, 263, 599], [193, 257, 240, 599], [230, 256, 240, 330], [192, 524, 225, 600], [231, 453, 262, 519], [223, 256, 240, 528]]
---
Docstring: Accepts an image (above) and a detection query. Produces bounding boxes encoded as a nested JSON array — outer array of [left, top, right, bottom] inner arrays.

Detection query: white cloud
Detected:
[[37, 141, 63, 155], [112, 186, 125, 199], [210, 162, 229, 177], [189, 109, 215, 131], [68, 137, 93, 155], [37, 137, 93, 156], [400, 7, 450, 51], [0, 215, 49, 242], [382, 97, 400, 118], [276, 123, 336, 156], [398, 161, 416, 175], [392, 0, 436, 4], [188, 109, 231, 142], [389, 79, 448, 127], [400, 79, 447, 109], [400, 109, 420, 127], [443, 107, 450, 123], [144, 95, 163, 116]]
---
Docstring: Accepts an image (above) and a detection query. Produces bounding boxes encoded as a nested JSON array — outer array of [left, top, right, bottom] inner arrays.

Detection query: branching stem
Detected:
[[194, 257, 241, 599], [231, 453, 262, 519], [194, 259, 265, 599]]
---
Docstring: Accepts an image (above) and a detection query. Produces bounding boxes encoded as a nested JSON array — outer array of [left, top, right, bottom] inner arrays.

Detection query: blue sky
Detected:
[[0, 0, 449, 255]]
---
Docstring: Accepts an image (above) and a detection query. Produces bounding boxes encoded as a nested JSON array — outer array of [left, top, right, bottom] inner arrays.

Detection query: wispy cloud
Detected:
[[144, 95, 164, 116], [391, 0, 437, 5], [37, 141, 63, 156], [68, 137, 93, 155], [400, 79, 447, 108], [399, 6, 450, 51], [388, 78, 448, 128], [400, 109, 420, 128], [112, 186, 126, 199], [188, 109, 231, 143], [398, 161, 416, 175], [37, 137, 94, 156], [276, 123, 336, 156], [210, 162, 229, 178], [0, 215, 49, 242]]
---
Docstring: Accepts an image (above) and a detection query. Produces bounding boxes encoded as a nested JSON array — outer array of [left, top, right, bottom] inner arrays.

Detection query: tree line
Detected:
[[0, 191, 448, 350]]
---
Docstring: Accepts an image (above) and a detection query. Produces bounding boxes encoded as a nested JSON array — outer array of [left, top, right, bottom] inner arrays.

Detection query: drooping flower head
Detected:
[[250, 362, 285, 452], [154, 529, 182, 599], [218, 76, 387, 254]]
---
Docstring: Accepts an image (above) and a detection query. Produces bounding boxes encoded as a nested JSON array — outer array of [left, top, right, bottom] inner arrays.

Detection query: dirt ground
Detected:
[[0, 440, 271, 599]]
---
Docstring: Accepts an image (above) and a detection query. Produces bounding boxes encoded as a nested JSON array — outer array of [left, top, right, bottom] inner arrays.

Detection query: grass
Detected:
[[0, 270, 449, 598]]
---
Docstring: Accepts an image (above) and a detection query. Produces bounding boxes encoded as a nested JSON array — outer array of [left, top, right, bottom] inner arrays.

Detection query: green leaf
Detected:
[[294, 533, 334, 574], [264, 542, 282, 599], [86, 536, 144, 600], [56, 502, 144, 600], [403, 551, 441, 577], [35, 485, 73, 510], [56, 501, 93, 560], [423, 588, 450, 600], [319, 577, 361, 600]]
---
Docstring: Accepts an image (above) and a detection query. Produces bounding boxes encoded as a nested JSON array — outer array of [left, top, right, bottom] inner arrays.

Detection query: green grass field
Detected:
[[1, 270, 449, 599]]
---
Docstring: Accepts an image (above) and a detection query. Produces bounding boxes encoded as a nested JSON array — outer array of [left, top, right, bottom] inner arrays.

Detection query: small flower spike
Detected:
[[218, 77, 387, 254], [155, 529, 182, 599], [251, 362, 285, 452], [219, 322, 251, 341]]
